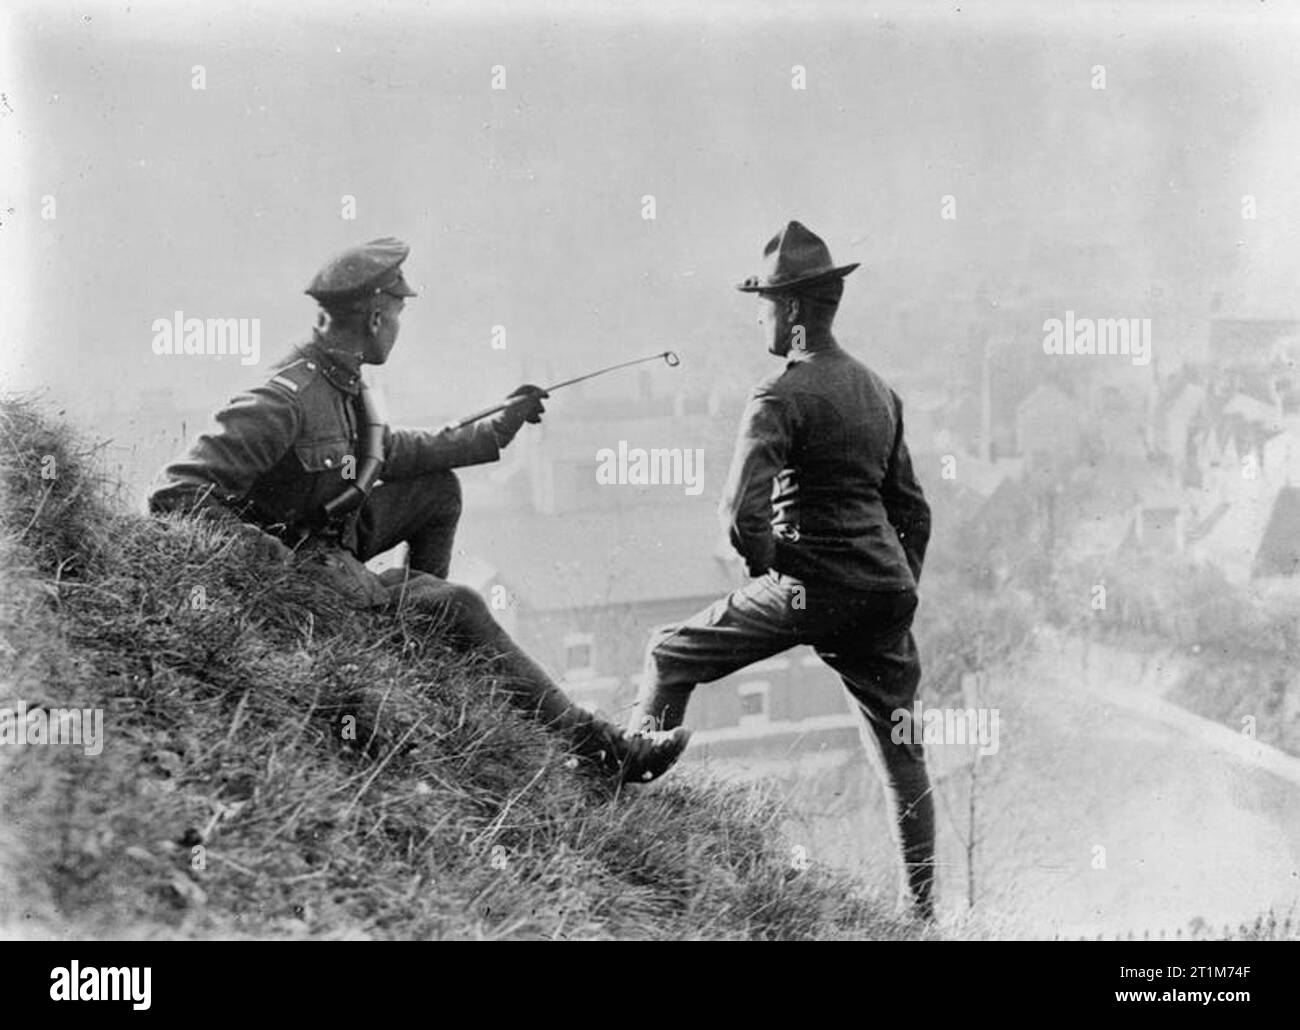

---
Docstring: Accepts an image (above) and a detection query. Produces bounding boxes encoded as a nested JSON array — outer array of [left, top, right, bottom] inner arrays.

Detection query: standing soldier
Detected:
[[150, 237, 688, 783], [628, 221, 936, 919]]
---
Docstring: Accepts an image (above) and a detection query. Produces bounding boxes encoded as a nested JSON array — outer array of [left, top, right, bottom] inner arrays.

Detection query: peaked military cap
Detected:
[[736, 220, 860, 293], [305, 237, 419, 305]]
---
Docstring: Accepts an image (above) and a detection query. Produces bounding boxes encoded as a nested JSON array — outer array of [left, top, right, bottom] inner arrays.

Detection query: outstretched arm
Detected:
[[383, 384, 547, 478], [383, 422, 501, 478]]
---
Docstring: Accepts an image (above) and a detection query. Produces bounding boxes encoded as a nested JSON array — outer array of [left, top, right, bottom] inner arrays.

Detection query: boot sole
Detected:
[[622, 727, 692, 784]]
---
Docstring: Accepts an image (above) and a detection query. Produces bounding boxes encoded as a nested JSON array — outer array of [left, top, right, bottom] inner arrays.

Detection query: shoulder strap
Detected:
[[266, 357, 318, 397]]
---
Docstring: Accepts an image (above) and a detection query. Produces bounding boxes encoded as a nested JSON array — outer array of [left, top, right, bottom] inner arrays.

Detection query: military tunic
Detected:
[[720, 340, 931, 589], [148, 339, 500, 546]]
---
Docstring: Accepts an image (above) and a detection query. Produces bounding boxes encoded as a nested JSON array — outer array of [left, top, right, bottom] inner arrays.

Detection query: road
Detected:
[[955, 630, 1300, 938]]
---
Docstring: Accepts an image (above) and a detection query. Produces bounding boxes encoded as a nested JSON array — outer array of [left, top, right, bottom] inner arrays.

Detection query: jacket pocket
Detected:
[[293, 437, 353, 473]]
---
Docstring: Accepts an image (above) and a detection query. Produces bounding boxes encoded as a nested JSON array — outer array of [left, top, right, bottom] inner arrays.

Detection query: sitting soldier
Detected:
[[149, 236, 688, 783]]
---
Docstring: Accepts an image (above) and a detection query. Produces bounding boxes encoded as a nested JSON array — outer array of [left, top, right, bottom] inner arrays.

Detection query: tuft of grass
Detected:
[[0, 395, 919, 940]]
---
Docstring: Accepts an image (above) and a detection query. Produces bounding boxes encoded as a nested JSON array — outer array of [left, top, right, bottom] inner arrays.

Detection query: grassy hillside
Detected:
[[0, 396, 919, 940]]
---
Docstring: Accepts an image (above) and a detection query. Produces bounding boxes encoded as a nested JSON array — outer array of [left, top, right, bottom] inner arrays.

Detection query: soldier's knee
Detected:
[[446, 582, 491, 624], [648, 624, 677, 654], [425, 468, 462, 519], [647, 624, 683, 665], [645, 626, 692, 686]]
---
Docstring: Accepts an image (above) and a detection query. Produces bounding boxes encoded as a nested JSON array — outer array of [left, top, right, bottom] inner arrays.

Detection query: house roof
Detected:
[[1222, 392, 1282, 430], [1191, 482, 1282, 578], [1254, 486, 1300, 578], [450, 501, 743, 611], [959, 474, 1039, 562], [1185, 500, 1230, 547]]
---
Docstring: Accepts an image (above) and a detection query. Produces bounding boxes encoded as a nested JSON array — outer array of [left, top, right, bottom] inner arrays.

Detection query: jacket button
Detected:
[[324, 458, 333, 467], [306, 362, 317, 370]]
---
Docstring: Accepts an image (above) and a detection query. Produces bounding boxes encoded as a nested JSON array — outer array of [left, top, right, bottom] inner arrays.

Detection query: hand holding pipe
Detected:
[[442, 350, 681, 432]]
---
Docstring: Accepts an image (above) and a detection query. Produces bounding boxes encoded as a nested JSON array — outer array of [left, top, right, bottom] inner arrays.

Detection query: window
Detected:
[[563, 632, 595, 680], [737, 681, 770, 726]]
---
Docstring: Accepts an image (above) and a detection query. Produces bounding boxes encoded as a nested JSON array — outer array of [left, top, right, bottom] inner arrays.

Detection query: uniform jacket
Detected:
[[720, 340, 931, 592], [148, 340, 500, 538]]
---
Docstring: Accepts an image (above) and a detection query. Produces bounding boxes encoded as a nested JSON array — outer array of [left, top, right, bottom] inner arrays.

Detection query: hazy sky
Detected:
[[4, 0, 1300, 422]]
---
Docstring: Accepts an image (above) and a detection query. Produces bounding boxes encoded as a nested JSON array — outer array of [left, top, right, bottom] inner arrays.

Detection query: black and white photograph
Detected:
[[0, 0, 1295, 988]]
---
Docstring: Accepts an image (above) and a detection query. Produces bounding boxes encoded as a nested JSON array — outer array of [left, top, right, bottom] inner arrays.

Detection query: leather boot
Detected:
[[568, 711, 692, 784], [620, 726, 692, 783]]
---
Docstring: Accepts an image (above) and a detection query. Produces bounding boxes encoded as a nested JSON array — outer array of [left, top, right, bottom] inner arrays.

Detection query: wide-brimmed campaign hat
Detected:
[[736, 220, 860, 293]]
